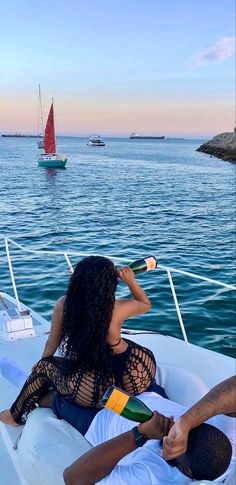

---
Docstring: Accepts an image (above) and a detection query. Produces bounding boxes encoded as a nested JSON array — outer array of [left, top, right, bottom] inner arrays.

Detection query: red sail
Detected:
[[44, 103, 56, 153]]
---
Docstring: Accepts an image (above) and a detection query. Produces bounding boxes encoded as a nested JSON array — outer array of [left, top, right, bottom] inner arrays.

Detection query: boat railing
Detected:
[[1, 234, 236, 345]]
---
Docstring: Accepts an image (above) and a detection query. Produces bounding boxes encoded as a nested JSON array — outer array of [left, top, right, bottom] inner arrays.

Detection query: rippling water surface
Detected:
[[0, 136, 235, 357]]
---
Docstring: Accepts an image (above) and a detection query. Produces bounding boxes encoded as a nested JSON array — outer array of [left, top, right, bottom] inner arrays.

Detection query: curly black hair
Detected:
[[168, 422, 232, 480], [60, 256, 118, 379], [186, 423, 232, 480]]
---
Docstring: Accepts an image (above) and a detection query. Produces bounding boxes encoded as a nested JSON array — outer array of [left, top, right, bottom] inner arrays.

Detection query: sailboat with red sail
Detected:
[[38, 101, 68, 168]]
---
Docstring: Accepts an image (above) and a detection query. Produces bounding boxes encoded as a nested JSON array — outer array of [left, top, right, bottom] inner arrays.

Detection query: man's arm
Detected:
[[64, 411, 172, 485], [162, 375, 236, 461]]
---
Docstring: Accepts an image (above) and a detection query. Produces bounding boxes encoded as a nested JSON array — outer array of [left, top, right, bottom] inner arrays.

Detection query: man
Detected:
[[1, 359, 235, 484], [63, 377, 236, 485]]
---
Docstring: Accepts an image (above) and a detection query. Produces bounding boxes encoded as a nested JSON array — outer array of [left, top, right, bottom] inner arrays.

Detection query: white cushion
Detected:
[[224, 465, 236, 485], [156, 363, 209, 407], [16, 365, 209, 484], [190, 480, 223, 485], [17, 407, 92, 485]]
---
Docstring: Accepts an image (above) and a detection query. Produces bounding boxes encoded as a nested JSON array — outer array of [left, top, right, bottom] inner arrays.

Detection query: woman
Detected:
[[0, 256, 157, 426]]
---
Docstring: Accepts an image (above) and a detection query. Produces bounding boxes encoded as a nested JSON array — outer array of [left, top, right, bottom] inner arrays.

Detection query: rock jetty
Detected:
[[197, 131, 236, 162]]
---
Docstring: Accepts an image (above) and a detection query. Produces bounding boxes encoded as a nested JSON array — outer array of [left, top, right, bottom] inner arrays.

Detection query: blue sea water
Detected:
[[0, 136, 235, 358]]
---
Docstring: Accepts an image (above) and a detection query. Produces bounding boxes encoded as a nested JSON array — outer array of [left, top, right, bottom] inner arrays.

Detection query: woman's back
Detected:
[[5, 257, 156, 425], [57, 339, 156, 407]]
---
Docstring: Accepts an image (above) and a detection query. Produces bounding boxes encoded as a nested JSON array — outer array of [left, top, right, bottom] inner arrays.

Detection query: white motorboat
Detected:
[[87, 135, 106, 147], [0, 235, 235, 485]]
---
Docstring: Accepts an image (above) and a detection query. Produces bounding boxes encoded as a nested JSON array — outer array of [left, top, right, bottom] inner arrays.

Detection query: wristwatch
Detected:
[[131, 426, 147, 447]]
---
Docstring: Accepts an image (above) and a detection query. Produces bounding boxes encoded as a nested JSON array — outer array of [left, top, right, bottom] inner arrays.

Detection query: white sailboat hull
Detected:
[[38, 153, 67, 168]]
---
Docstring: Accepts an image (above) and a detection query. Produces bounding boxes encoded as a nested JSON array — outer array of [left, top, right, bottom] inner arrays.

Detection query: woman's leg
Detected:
[[2, 357, 110, 425], [9, 357, 70, 424]]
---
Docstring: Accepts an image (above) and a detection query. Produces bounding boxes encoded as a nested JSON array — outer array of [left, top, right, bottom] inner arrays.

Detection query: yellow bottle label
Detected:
[[104, 388, 129, 414], [144, 256, 157, 271]]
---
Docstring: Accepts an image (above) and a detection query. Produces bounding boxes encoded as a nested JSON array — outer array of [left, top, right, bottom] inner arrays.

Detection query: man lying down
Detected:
[[0, 359, 235, 485], [63, 376, 236, 485]]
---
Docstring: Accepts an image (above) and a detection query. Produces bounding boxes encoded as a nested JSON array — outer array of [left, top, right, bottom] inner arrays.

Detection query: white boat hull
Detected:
[[38, 153, 67, 168], [0, 236, 235, 485], [0, 293, 235, 484], [87, 141, 105, 146]]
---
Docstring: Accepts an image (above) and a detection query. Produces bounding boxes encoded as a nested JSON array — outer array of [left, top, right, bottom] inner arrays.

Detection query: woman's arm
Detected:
[[32, 298, 64, 370], [41, 297, 64, 358], [162, 375, 236, 460], [114, 267, 151, 323]]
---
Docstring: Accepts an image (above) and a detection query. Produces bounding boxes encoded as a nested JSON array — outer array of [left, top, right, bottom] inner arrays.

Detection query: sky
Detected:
[[0, 0, 235, 137]]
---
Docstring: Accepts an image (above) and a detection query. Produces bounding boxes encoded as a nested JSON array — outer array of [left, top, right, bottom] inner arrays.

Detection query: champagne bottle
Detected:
[[129, 256, 157, 275], [101, 385, 153, 423]]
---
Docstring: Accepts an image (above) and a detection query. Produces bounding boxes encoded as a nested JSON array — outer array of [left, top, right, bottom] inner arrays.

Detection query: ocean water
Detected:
[[0, 136, 235, 358]]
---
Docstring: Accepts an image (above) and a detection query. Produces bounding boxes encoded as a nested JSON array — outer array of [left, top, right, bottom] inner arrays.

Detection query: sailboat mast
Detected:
[[39, 84, 44, 134]]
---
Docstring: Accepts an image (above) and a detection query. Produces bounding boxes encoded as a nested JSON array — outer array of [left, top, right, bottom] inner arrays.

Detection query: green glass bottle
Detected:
[[129, 256, 157, 275], [101, 385, 153, 423]]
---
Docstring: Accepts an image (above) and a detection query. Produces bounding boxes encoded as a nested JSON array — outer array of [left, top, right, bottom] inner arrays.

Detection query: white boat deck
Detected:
[[0, 236, 235, 484], [0, 294, 235, 484]]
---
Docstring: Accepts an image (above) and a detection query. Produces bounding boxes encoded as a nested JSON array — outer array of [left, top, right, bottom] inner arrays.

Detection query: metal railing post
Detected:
[[4, 238, 22, 312], [64, 253, 74, 274], [167, 269, 189, 344]]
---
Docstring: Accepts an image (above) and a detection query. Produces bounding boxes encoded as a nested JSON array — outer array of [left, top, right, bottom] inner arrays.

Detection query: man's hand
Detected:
[[162, 416, 190, 460], [138, 411, 173, 440], [162, 376, 236, 461]]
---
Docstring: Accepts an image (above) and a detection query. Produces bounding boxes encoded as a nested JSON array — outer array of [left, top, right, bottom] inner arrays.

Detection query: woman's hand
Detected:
[[117, 266, 136, 285], [138, 411, 173, 440]]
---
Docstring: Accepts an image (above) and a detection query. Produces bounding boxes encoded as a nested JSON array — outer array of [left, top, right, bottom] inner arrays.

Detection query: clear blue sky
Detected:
[[0, 0, 235, 136]]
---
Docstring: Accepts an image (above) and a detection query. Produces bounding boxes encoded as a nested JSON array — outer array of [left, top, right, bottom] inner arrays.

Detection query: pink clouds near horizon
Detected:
[[0, 93, 234, 138]]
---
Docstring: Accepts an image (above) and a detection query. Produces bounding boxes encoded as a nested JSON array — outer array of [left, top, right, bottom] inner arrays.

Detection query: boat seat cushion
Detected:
[[156, 363, 209, 407], [16, 407, 92, 485]]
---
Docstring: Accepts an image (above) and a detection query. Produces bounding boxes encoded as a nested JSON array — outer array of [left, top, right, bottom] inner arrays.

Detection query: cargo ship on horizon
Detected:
[[130, 132, 165, 140], [1, 133, 40, 138]]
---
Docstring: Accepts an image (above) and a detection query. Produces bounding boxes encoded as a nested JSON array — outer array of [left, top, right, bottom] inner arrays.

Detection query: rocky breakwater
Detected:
[[197, 131, 236, 162]]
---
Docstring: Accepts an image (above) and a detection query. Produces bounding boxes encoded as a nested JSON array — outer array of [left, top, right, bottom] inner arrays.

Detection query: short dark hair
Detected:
[[186, 423, 232, 480]]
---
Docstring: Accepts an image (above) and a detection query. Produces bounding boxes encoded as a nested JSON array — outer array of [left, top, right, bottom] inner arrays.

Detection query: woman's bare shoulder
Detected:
[[54, 296, 66, 311]]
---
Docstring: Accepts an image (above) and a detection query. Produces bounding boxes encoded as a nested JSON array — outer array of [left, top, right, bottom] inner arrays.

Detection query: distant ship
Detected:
[[1, 133, 38, 138], [130, 132, 165, 140]]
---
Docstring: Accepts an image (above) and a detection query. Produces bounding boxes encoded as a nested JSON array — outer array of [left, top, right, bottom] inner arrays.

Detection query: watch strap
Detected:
[[131, 426, 147, 447]]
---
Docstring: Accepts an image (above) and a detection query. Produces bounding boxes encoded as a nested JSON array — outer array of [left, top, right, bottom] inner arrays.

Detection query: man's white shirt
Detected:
[[85, 392, 236, 485]]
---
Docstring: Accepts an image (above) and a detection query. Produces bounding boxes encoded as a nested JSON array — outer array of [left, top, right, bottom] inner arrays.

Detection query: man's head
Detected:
[[168, 423, 232, 480]]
